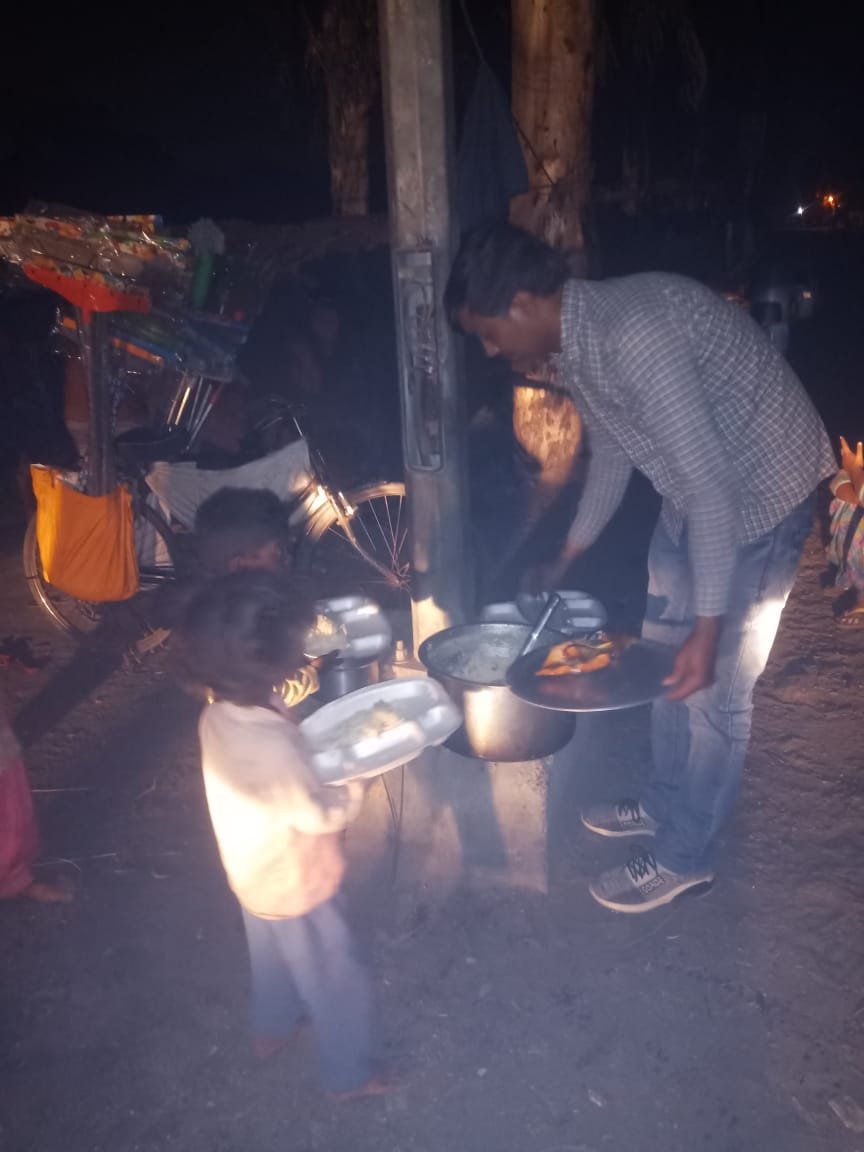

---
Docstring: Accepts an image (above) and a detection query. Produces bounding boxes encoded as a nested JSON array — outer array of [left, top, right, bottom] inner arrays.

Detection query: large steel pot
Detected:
[[317, 658, 380, 703], [418, 623, 576, 762]]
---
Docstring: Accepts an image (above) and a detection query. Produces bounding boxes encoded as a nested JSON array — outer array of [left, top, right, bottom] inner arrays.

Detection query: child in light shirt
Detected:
[[174, 569, 388, 1098]]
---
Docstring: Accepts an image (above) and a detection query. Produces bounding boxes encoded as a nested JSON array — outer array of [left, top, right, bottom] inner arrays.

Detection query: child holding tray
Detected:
[[174, 569, 389, 1099]]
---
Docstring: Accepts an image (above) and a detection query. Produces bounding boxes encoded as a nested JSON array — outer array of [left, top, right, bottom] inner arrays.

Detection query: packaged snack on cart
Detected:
[[0, 203, 192, 305]]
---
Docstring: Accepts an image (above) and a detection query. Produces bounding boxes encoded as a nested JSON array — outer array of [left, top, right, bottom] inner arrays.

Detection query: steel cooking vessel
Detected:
[[418, 623, 575, 761], [316, 657, 380, 703]]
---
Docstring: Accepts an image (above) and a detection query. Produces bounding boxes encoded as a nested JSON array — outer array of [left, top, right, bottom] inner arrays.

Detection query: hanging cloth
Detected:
[[457, 62, 529, 233]]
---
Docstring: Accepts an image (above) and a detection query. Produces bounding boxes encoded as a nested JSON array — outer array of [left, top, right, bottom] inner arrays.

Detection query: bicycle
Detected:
[[23, 403, 410, 645]]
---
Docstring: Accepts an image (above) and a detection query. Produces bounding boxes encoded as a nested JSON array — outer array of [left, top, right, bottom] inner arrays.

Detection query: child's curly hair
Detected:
[[172, 570, 315, 707]]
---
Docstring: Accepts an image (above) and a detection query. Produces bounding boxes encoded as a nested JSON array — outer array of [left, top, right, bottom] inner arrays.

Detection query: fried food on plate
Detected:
[[535, 634, 630, 678]]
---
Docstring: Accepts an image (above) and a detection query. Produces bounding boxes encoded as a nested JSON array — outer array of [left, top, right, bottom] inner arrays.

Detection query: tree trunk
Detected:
[[508, 0, 594, 545], [314, 0, 379, 218], [328, 97, 373, 216], [510, 0, 595, 252], [513, 380, 582, 488]]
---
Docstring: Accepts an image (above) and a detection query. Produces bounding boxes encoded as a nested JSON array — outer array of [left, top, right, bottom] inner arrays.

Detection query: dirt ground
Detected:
[[3, 234, 864, 1151], [2, 502, 864, 1152]]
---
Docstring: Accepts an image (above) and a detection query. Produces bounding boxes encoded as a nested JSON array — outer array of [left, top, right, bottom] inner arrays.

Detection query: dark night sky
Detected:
[[1, 0, 861, 224]]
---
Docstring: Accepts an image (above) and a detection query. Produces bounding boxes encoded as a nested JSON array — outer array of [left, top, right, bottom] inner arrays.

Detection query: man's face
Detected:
[[457, 291, 557, 370]]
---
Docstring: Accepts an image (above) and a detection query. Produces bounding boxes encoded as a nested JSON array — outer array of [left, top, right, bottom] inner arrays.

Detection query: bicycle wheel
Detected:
[[22, 511, 177, 647], [23, 515, 105, 637], [294, 481, 410, 607]]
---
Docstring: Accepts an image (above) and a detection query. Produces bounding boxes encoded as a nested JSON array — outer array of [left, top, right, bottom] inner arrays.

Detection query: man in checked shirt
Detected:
[[446, 223, 836, 914]]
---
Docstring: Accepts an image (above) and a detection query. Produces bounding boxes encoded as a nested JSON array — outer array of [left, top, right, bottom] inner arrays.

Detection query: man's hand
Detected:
[[521, 546, 584, 594], [663, 616, 721, 701]]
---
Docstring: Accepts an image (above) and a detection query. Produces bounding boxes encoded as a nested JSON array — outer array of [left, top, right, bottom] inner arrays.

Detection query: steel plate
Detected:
[[506, 639, 677, 713]]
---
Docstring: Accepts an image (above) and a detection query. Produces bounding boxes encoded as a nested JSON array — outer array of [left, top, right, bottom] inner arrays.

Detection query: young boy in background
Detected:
[[194, 487, 290, 576], [193, 487, 321, 707]]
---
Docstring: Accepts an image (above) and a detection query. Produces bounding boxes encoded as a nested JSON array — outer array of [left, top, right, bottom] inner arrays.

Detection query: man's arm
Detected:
[[530, 415, 632, 590], [563, 414, 634, 557]]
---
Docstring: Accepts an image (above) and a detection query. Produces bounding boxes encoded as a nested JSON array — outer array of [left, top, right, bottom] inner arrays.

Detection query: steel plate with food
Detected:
[[506, 635, 677, 713]]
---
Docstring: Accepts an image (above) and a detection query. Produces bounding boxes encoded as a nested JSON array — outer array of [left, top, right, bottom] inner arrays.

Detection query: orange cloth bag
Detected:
[[30, 467, 140, 602]]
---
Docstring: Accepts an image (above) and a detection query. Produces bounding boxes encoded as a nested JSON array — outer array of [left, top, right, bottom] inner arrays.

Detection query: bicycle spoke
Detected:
[[376, 497, 406, 570], [387, 497, 406, 567], [358, 503, 383, 553], [301, 485, 410, 605], [329, 498, 402, 569], [392, 496, 404, 558], [365, 497, 397, 566], [365, 499, 396, 566]]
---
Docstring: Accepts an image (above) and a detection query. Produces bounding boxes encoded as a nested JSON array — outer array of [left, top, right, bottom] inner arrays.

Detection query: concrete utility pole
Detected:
[[368, 0, 561, 905], [378, 0, 471, 649]]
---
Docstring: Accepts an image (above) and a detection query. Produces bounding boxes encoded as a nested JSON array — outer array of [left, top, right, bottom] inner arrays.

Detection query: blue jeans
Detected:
[[241, 898, 373, 1093], [641, 496, 814, 874]]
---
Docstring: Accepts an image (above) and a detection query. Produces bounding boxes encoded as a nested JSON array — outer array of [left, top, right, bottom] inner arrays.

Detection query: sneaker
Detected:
[[588, 847, 713, 914], [581, 798, 659, 838]]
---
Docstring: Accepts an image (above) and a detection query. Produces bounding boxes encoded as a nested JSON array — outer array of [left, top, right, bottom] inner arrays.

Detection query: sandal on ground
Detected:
[[836, 603, 864, 627], [832, 587, 859, 618]]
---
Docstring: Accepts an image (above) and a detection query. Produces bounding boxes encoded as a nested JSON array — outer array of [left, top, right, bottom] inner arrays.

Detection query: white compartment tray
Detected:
[[303, 596, 393, 661], [301, 677, 461, 785]]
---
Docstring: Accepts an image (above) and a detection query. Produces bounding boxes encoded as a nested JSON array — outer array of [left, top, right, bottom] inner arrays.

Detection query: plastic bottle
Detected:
[[387, 638, 427, 679]]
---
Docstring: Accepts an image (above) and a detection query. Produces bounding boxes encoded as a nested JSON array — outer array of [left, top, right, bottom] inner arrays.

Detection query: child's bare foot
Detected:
[[327, 1076, 396, 1102], [21, 880, 74, 904]]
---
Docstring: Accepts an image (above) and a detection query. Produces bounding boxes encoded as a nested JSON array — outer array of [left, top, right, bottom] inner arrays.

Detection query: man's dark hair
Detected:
[[172, 569, 314, 707], [194, 487, 287, 574], [444, 223, 572, 326]]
